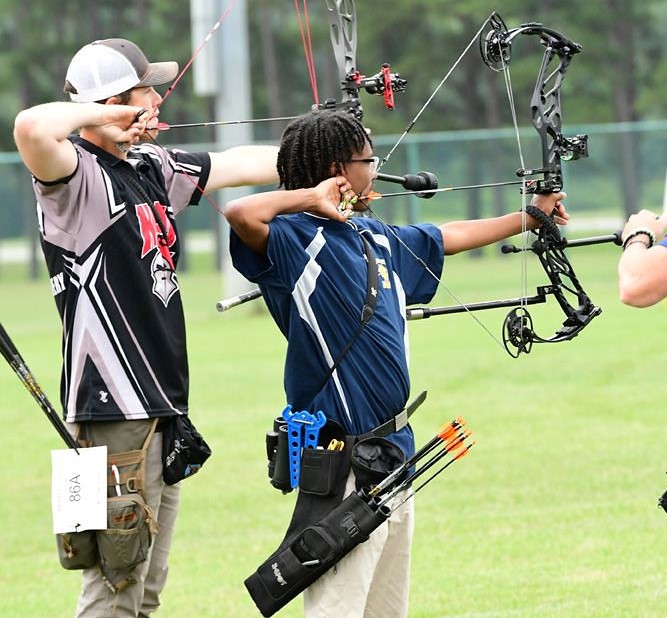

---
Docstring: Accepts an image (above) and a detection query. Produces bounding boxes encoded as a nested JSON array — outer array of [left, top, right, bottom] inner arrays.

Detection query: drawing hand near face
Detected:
[[311, 176, 356, 222]]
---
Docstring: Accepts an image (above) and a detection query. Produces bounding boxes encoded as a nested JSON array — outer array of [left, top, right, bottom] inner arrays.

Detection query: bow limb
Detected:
[[322, 0, 361, 116], [319, 0, 407, 119]]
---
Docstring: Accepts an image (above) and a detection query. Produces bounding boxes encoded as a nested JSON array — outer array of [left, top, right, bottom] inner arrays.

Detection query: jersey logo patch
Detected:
[[376, 258, 392, 289], [135, 202, 175, 270], [151, 251, 179, 307]]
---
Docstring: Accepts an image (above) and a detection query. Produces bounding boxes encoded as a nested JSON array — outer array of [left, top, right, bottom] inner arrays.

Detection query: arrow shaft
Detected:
[[366, 180, 524, 200], [158, 116, 299, 131]]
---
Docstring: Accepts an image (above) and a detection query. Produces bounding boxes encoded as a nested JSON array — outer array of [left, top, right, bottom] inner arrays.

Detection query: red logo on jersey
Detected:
[[135, 202, 175, 269]]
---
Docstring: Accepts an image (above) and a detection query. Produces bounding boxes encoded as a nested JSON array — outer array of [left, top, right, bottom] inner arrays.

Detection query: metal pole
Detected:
[[190, 0, 254, 295]]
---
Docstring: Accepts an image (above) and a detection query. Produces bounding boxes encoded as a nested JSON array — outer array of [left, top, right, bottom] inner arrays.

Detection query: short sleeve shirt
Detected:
[[231, 213, 444, 457], [34, 137, 211, 422]]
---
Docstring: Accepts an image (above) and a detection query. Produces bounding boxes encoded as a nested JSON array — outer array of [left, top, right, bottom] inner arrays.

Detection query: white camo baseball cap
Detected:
[[64, 38, 179, 103]]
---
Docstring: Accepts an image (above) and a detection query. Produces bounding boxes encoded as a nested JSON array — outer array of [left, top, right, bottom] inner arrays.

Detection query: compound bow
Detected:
[[215, 5, 620, 359], [385, 12, 617, 357]]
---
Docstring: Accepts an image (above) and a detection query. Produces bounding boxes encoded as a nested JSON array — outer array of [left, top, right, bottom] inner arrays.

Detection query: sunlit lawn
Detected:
[[2, 243, 667, 617]]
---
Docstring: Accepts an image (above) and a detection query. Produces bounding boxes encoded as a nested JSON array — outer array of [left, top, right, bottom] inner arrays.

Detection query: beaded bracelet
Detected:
[[622, 228, 656, 250]]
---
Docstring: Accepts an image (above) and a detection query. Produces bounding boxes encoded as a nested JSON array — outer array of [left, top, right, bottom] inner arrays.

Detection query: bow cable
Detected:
[[363, 12, 533, 354], [498, 46, 531, 335]]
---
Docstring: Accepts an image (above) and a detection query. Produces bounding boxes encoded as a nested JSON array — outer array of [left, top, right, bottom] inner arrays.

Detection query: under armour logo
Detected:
[[99, 391, 109, 403]]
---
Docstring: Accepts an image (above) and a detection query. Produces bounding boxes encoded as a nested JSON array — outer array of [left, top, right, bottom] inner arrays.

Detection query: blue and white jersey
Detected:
[[231, 213, 444, 458]]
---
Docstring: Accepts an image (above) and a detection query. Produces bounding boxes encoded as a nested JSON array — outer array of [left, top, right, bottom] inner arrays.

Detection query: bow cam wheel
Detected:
[[503, 307, 534, 358], [480, 12, 511, 71]]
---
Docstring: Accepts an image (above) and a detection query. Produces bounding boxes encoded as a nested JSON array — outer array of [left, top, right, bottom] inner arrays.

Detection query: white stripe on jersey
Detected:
[[371, 232, 391, 252], [292, 227, 353, 422], [131, 143, 203, 177], [100, 167, 126, 215], [172, 160, 203, 177], [66, 247, 150, 420]]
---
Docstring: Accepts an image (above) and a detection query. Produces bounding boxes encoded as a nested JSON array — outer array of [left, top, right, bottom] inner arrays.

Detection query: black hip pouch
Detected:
[[350, 436, 406, 492], [161, 415, 212, 485]]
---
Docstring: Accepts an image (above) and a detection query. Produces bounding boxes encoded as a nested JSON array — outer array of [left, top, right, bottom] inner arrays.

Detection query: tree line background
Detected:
[[0, 0, 666, 223]]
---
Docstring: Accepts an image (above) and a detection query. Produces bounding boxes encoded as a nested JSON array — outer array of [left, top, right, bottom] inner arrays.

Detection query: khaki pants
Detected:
[[303, 472, 415, 618], [68, 421, 181, 618]]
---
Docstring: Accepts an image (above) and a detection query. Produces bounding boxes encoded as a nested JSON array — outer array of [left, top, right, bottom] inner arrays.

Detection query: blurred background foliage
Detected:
[[1, 0, 667, 260], [0, 0, 664, 144]]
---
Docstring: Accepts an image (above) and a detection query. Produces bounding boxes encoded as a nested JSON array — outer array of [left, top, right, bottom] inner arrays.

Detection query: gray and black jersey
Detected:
[[34, 137, 211, 423]]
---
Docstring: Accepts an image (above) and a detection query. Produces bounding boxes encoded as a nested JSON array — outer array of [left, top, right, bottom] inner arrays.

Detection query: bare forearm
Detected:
[[618, 244, 667, 307], [14, 102, 144, 181], [207, 146, 279, 190], [441, 212, 529, 254], [15, 102, 109, 144]]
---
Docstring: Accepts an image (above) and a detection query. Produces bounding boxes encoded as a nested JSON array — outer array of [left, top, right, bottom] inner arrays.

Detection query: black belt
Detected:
[[154, 417, 174, 432], [370, 390, 427, 438]]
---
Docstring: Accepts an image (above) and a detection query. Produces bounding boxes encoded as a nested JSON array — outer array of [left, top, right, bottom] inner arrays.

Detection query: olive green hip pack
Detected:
[[56, 419, 159, 585]]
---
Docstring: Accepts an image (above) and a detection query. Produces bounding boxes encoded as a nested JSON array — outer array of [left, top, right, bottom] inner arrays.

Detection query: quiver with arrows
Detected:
[[244, 489, 389, 617]]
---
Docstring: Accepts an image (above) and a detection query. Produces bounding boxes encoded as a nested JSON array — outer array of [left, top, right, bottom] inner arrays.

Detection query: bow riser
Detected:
[[519, 35, 588, 193]]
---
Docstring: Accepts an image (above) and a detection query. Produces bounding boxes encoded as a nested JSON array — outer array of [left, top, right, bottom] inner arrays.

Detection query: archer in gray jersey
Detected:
[[38, 136, 210, 424], [14, 38, 278, 618]]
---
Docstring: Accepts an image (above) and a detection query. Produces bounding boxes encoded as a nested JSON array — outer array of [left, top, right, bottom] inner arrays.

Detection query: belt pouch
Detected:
[[161, 415, 212, 485], [54, 419, 157, 572], [96, 493, 157, 571], [281, 434, 354, 542], [56, 530, 98, 570], [350, 436, 406, 492]]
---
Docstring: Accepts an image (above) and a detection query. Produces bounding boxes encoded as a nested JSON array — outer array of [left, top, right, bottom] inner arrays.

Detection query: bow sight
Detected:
[[316, 66, 408, 119], [321, 0, 406, 119]]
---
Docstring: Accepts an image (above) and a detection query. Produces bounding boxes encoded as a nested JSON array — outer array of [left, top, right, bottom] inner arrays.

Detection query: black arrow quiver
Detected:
[[244, 488, 390, 617]]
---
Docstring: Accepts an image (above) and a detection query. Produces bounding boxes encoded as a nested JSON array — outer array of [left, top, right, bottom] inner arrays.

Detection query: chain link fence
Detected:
[[2, 120, 666, 279]]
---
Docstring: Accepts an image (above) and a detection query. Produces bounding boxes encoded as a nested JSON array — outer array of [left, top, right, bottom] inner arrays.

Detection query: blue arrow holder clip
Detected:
[[281, 405, 327, 489]]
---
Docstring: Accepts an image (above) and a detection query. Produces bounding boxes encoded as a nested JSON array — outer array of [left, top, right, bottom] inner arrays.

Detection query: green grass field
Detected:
[[2, 243, 667, 618]]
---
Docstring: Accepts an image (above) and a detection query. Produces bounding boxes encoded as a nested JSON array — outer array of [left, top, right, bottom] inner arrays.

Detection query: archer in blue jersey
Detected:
[[226, 110, 568, 618]]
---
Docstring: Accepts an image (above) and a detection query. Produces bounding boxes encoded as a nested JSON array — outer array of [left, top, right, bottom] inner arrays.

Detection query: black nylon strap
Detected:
[[369, 390, 427, 438]]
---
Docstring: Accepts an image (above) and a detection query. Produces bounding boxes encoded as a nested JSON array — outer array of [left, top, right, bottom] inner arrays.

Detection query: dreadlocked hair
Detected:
[[277, 110, 372, 190]]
